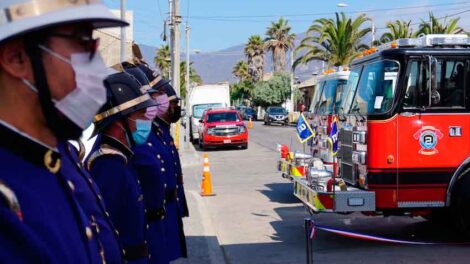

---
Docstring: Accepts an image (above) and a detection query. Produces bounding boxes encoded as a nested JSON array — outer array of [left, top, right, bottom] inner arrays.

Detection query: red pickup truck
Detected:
[[198, 108, 248, 150]]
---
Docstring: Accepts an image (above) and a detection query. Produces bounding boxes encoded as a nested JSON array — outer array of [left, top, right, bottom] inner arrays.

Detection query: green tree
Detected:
[[252, 73, 291, 107], [230, 80, 254, 105], [265, 17, 296, 73], [154, 44, 170, 79], [245, 35, 265, 82], [232, 60, 250, 82], [180, 61, 202, 99], [414, 12, 465, 36], [294, 12, 371, 68], [378, 20, 413, 44]]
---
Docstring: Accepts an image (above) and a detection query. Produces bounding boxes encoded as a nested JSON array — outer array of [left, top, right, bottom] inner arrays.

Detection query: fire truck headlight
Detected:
[[352, 131, 367, 144], [352, 151, 367, 165]]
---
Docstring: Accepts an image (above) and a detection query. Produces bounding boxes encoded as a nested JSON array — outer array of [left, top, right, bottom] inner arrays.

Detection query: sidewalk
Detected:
[[174, 142, 226, 264]]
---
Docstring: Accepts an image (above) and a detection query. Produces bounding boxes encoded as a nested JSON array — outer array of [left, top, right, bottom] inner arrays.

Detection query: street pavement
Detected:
[[176, 121, 469, 264]]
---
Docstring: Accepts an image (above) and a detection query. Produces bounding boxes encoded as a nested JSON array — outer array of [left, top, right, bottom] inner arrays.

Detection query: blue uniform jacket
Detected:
[[0, 122, 122, 263], [86, 135, 149, 264], [153, 121, 189, 218], [132, 142, 170, 264], [150, 119, 187, 259]]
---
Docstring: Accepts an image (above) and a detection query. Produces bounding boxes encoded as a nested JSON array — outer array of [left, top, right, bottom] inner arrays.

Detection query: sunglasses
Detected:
[[49, 32, 100, 60]]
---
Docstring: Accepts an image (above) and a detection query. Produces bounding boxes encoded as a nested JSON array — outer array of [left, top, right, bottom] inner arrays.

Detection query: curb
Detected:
[[180, 142, 203, 168]]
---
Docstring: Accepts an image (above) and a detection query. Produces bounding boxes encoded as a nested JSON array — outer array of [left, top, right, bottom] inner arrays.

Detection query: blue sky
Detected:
[[103, 0, 470, 52]]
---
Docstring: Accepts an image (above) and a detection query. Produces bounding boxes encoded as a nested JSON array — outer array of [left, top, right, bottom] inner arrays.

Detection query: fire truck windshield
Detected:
[[317, 79, 348, 114], [350, 60, 399, 115]]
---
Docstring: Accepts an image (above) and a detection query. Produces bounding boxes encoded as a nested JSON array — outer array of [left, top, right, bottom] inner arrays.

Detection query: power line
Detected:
[[185, 1, 470, 19]]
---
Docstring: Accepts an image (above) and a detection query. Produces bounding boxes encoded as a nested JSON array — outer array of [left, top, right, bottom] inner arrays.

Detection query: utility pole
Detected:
[[371, 21, 375, 46], [169, 0, 182, 148], [185, 23, 190, 106], [120, 0, 127, 61], [290, 48, 295, 112], [183, 23, 190, 146]]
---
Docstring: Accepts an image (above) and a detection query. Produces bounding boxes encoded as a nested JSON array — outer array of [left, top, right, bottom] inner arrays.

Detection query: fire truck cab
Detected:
[[294, 34, 470, 236], [311, 70, 350, 175]]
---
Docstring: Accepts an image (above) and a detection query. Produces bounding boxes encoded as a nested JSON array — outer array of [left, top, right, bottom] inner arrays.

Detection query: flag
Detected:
[[296, 114, 315, 143], [327, 116, 339, 156]]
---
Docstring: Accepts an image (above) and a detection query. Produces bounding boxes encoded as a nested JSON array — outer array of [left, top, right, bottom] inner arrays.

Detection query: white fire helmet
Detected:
[[0, 0, 127, 43]]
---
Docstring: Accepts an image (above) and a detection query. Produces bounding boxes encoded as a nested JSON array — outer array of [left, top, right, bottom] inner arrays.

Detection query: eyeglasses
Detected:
[[49, 32, 100, 60]]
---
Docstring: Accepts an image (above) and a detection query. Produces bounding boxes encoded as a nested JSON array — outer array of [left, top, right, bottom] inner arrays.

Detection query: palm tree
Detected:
[[378, 20, 413, 44], [232, 60, 250, 82], [180, 61, 202, 99], [294, 12, 371, 69], [264, 17, 296, 73], [244, 35, 265, 82], [154, 44, 171, 79], [414, 12, 465, 36]]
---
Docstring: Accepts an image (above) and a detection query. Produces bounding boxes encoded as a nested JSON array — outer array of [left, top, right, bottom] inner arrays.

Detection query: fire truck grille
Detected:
[[339, 129, 355, 184]]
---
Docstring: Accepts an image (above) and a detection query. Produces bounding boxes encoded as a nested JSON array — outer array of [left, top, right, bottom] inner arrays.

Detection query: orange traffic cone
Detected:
[[200, 153, 216, 196], [247, 117, 254, 129]]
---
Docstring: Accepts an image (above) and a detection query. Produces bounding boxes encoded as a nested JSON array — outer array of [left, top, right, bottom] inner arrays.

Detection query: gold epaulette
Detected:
[[0, 180, 22, 221], [86, 145, 128, 171]]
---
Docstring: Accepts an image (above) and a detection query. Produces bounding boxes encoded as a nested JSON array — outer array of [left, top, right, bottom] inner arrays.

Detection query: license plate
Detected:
[[223, 139, 231, 144]]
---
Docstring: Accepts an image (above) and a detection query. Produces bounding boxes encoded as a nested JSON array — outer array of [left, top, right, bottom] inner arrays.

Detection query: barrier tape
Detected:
[[311, 222, 470, 245]]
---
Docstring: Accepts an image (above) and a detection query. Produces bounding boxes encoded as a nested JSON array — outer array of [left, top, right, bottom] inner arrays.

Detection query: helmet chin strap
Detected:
[[23, 35, 82, 141]]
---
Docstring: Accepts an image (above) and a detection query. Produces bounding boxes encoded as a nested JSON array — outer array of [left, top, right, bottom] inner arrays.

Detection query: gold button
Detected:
[[161, 160, 165, 163], [137, 180, 141, 184], [85, 227, 93, 240], [176, 185, 179, 189], [67, 180, 75, 192], [157, 155, 161, 159], [172, 151, 175, 154], [146, 224, 150, 230], [164, 184, 167, 188], [164, 142, 167, 145], [161, 168, 165, 172], [115, 230, 120, 236], [105, 212, 110, 217], [97, 194, 102, 201], [147, 142, 152, 146]]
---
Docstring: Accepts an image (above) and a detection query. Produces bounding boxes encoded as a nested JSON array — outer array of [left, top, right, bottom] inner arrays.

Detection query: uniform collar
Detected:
[[101, 135, 133, 158], [155, 117, 170, 128], [0, 120, 61, 170]]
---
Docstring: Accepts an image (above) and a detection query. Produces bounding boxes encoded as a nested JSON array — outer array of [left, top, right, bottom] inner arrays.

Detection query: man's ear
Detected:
[[0, 39, 31, 79]]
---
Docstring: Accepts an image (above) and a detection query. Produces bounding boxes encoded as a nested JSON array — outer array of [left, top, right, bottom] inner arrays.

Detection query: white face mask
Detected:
[[23, 45, 108, 129]]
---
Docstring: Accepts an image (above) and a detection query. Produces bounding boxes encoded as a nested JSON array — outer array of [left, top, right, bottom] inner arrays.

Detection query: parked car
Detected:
[[241, 107, 257, 121], [198, 108, 248, 150], [264, 106, 288, 126]]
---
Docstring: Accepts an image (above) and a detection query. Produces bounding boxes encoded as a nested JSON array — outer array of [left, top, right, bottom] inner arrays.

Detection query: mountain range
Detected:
[[138, 33, 323, 84]]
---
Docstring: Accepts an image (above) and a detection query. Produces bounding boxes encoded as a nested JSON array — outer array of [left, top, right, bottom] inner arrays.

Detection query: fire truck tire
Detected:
[[423, 208, 452, 225], [451, 168, 470, 237]]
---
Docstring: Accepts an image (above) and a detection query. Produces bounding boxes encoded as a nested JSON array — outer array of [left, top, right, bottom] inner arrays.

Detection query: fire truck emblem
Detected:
[[413, 126, 443, 155]]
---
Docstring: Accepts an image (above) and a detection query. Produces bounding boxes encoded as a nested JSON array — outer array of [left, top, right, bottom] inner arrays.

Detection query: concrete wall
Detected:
[[94, 10, 134, 67]]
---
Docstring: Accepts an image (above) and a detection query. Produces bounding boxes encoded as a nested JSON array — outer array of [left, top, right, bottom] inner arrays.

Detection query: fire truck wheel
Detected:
[[451, 168, 470, 237], [423, 208, 452, 225]]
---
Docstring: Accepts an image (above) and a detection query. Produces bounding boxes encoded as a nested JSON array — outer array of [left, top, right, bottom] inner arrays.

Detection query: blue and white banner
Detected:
[[296, 114, 315, 143], [327, 116, 339, 156]]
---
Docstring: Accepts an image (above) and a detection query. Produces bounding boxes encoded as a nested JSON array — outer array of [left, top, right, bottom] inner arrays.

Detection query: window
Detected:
[[430, 59, 466, 108], [207, 112, 239, 122], [350, 60, 399, 115], [342, 67, 361, 114], [310, 81, 325, 113]]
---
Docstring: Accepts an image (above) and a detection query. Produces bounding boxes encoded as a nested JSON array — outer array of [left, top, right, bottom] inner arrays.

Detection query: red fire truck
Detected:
[[278, 70, 350, 180], [293, 34, 470, 236]]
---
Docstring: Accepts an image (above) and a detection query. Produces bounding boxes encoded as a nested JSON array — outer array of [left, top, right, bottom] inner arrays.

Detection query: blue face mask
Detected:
[[131, 119, 152, 145]]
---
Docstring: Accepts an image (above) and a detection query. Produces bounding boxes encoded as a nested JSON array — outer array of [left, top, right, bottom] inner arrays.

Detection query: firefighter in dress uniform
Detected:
[[0, 0, 127, 262], [151, 80, 189, 260], [86, 72, 159, 263], [121, 62, 172, 264], [133, 62, 189, 220]]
